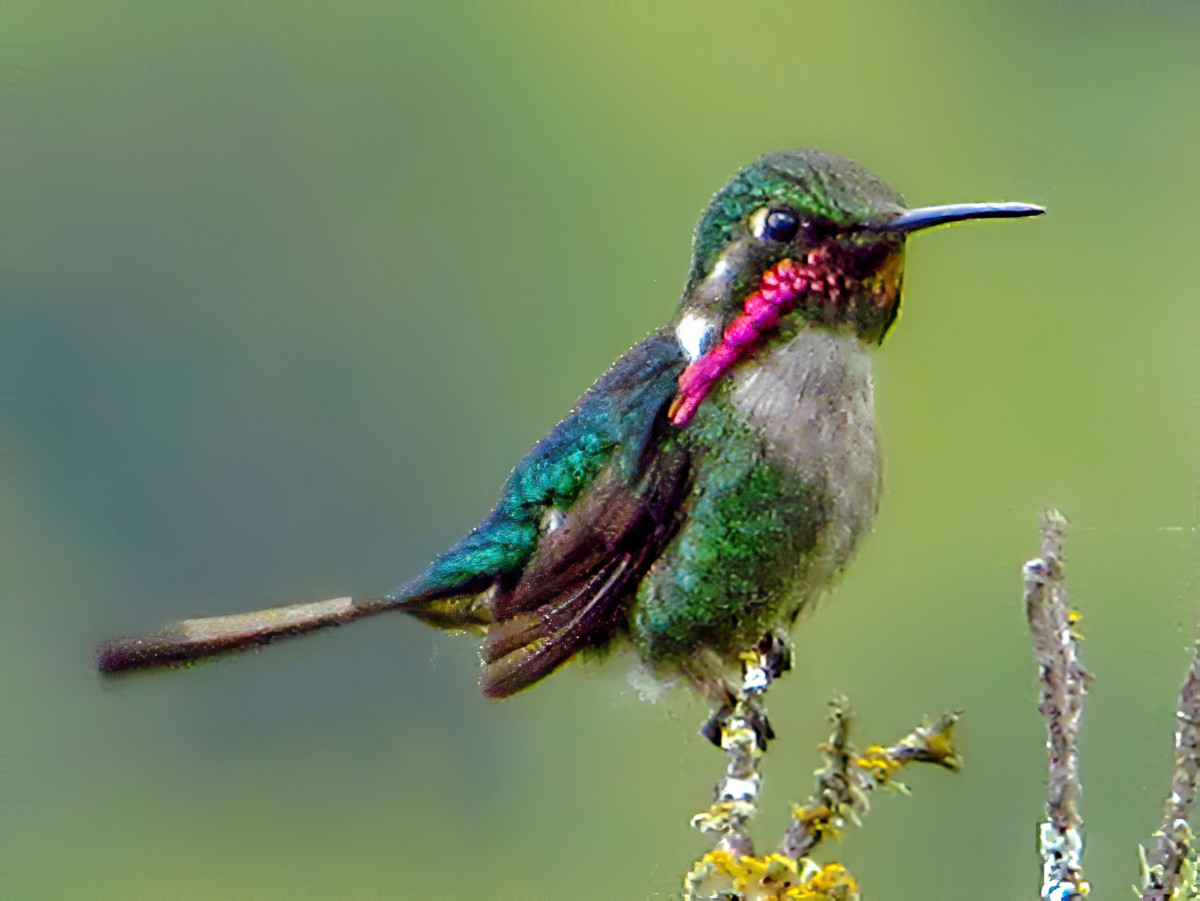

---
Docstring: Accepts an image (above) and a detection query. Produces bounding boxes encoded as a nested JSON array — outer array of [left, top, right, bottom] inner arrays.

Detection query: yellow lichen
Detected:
[[855, 745, 900, 782], [789, 803, 843, 841], [1068, 608, 1085, 641], [797, 862, 859, 899], [685, 851, 859, 900], [920, 726, 961, 770], [722, 723, 763, 753], [691, 799, 756, 834]]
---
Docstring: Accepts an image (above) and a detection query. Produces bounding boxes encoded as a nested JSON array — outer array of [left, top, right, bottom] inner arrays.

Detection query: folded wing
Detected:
[[393, 330, 691, 696]]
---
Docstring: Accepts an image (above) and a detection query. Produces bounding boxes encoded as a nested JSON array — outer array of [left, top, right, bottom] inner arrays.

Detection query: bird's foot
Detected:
[[754, 629, 794, 683], [699, 704, 733, 748], [697, 630, 793, 747]]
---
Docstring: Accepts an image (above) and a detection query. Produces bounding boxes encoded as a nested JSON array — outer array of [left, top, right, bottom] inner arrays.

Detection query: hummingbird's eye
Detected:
[[751, 207, 802, 243]]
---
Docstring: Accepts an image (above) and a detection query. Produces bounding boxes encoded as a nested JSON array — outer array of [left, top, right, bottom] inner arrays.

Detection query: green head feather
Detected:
[[685, 149, 906, 293]]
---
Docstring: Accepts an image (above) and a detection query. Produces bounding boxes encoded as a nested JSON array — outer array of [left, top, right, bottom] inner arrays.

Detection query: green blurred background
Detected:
[[4, 3, 1200, 898]]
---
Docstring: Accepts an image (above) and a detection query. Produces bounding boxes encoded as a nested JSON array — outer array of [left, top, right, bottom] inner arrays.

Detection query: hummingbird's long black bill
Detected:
[[96, 596, 399, 674], [886, 201, 1045, 234]]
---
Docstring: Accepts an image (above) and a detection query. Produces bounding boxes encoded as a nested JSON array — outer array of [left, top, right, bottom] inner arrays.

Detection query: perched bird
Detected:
[[97, 149, 1042, 700]]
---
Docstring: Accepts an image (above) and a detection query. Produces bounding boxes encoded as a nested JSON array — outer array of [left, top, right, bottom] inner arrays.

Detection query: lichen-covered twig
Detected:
[[1139, 637, 1200, 901], [685, 671, 960, 900], [778, 702, 961, 860], [690, 632, 793, 857], [1023, 508, 1092, 900]]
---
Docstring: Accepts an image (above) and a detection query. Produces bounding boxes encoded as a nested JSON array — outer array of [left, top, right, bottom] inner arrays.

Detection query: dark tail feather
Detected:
[[96, 596, 399, 674]]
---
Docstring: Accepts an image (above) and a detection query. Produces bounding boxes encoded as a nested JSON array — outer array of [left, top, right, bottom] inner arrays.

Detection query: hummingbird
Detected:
[[97, 149, 1042, 700]]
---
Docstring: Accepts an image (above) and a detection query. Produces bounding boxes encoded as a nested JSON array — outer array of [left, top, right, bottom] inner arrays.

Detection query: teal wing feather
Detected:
[[389, 330, 690, 648]]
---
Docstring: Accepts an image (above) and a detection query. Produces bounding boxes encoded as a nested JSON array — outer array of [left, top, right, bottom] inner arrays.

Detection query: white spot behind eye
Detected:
[[710, 257, 731, 280], [749, 207, 770, 240], [676, 312, 718, 362]]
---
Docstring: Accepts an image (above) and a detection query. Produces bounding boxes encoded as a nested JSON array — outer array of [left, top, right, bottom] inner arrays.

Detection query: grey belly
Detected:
[[729, 326, 882, 589]]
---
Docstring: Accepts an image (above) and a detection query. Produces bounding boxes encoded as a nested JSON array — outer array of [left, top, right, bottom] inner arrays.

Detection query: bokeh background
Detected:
[[5, 3, 1200, 898]]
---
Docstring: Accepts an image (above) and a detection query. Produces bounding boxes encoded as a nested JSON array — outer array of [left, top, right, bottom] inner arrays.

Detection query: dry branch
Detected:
[[1139, 637, 1200, 900], [1023, 508, 1092, 900], [778, 704, 960, 861]]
